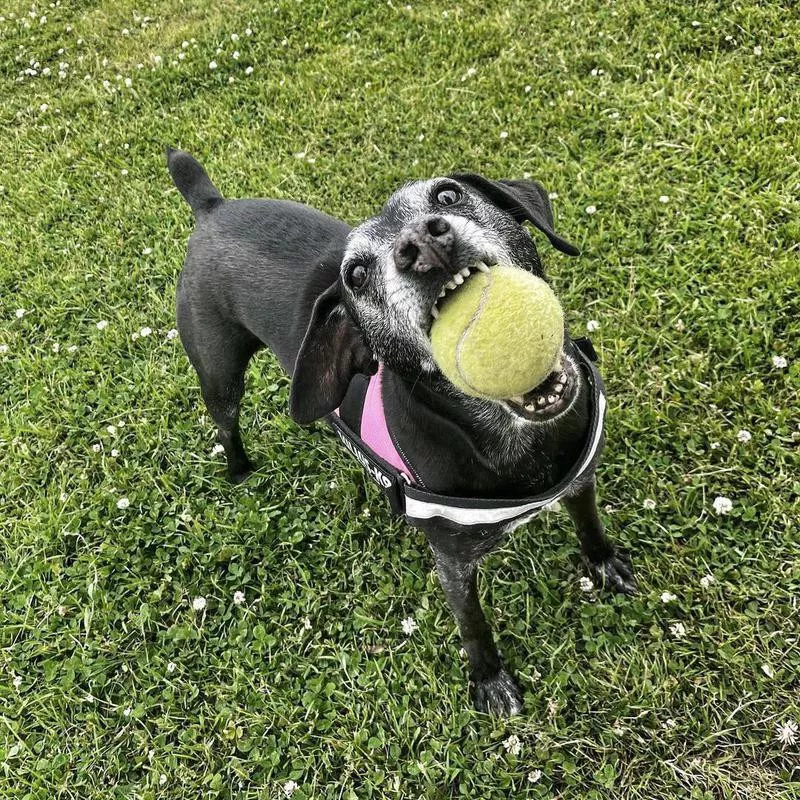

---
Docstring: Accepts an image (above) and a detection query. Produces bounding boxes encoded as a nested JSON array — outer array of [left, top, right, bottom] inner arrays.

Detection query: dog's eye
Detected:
[[346, 263, 368, 291], [436, 186, 462, 206]]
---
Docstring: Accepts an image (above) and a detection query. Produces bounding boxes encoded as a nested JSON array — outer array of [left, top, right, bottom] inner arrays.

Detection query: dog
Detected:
[[167, 148, 635, 716]]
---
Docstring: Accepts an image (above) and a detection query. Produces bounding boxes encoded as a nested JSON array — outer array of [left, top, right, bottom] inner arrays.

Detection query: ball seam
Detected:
[[454, 269, 493, 397]]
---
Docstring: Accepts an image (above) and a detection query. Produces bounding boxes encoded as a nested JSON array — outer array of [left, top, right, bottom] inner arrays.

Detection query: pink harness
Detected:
[[359, 364, 413, 481]]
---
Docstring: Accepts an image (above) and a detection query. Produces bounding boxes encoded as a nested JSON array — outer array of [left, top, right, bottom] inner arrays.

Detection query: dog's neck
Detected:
[[382, 346, 591, 498]]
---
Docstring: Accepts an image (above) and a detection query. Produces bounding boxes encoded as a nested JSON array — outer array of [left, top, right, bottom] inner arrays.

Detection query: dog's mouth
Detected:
[[501, 361, 576, 420], [425, 260, 577, 421], [429, 260, 491, 321]]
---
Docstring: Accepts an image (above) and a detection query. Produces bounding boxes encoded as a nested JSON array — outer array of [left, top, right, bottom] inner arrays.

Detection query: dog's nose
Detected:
[[393, 215, 454, 273]]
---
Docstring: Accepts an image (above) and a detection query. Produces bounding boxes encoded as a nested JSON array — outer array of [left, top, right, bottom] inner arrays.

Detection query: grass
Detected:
[[1, 0, 799, 797]]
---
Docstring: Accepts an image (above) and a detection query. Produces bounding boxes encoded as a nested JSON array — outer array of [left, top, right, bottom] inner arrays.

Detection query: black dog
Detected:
[[167, 149, 635, 716]]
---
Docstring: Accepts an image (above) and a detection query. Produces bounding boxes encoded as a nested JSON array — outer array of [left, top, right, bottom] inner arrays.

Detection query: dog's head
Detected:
[[290, 175, 579, 425]]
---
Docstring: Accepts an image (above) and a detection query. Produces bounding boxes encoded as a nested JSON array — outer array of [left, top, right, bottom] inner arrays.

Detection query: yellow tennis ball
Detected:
[[430, 265, 564, 399]]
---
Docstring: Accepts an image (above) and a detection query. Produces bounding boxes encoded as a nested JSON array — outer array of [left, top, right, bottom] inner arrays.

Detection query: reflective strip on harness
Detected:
[[403, 392, 606, 527]]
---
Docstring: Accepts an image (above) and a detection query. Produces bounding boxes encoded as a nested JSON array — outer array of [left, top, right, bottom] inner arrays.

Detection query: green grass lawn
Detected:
[[1, 0, 799, 797]]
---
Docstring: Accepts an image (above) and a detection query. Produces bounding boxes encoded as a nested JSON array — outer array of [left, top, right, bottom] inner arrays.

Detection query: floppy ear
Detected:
[[449, 173, 580, 256], [290, 279, 377, 424]]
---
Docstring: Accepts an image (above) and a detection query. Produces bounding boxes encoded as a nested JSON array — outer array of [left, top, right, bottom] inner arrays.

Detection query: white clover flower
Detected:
[[244, 66, 253, 76], [159, 774, 167, 786], [121, 28, 130, 35], [283, 780, 298, 797], [192, 596, 207, 611], [57, 604, 68, 616], [209, 60, 217, 70], [669, 622, 687, 638], [585, 205, 597, 215], [110, 448, 120, 458], [548, 191, 558, 200], [233, 590, 245, 606], [123, 707, 131, 717], [499, 130, 509, 139], [772, 355, 787, 369], [211, 443, 225, 456], [302, 617, 312, 630], [52, 343, 60, 353], [245, 28, 252, 36], [124, 77, 132, 87], [96, 319, 108, 330], [579, 576, 594, 592], [661, 591, 677, 604], [528, 769, 542, 783], [139, 326, 151, 337], [231, 33, 239, 41], [761, 663, 775, 679], [502, 734, 522, 756], [700, 574, 715, 588], [166, 328, 179, 340], [13, 675, 22, 689], [776, 116, 787, 124], [736, 429, 752, 443], [116, 497, 130, 509], [142, 247, 152, 255], [232, 50, 239, 60], [659, 195, 669, 203], [0, 344, 8, 354], [775, 719, 798, 747], [713, 496, 732, 515], [401, 616, 417, 635], [181, 40, 189, 48], [524, 84, 532, 93], [40, 103, 49, 112], [167, 661, 176, 673], [92, 443, 102, 453], [106, 425, 117, 435], [691, 20, 701, 27], [753, 45, 762, 56], [586, 319, 600, 332], [15, 308, 26, 318], [643, 498, 656, 510]]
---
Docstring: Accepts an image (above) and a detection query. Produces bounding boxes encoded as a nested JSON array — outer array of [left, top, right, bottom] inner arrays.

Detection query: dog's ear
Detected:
[[450, 173, 580, 256], [290, 279, 377, 424]]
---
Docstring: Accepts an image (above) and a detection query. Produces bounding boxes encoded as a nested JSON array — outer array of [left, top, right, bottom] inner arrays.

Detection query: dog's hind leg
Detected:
[[177, 298, 261, 483], [564, 480, 636, 594]]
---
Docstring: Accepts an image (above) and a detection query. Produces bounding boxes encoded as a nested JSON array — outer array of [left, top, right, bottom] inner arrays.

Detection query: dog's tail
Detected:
[[166, 147, 223, 217]]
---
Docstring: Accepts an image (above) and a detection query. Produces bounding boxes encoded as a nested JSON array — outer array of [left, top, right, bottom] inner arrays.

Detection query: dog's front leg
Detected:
[[564, 480, 636, 594], [429, 545, 523, 716]]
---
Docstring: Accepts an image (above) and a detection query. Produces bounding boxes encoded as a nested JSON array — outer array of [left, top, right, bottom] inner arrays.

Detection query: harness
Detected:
[[328, 338, 605, 530]]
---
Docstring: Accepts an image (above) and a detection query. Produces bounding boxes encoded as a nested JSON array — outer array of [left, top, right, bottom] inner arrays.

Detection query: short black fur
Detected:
[[168, 149, 635, 716]]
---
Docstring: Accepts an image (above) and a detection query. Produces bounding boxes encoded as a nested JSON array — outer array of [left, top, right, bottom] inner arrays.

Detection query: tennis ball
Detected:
[[430, 265, 564, 399]]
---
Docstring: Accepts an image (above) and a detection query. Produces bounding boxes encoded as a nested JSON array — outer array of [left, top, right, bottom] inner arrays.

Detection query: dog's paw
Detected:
[[472, 668, 524, 717], [583, 549, 636, 595], [227, 461, 254, 485]]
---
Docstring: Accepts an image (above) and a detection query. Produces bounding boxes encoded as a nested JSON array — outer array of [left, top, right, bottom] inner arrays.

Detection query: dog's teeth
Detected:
[[459, 267, 471, 278], [536, 396, 546, 407], [547, 394, 557, 404], [431, 305, 439, 319], [446, 280, 457, 290], [524, 403, 536, 412], [453, 273, 464, 285], [559, 371, 567, 382], [555, 382, 565, 393], [438, 288, 446, 298], [476, 262, 491, 273]]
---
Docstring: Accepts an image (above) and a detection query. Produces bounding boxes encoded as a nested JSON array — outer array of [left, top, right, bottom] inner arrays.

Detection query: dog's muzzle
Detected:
[[393, 215, 457, 274]]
